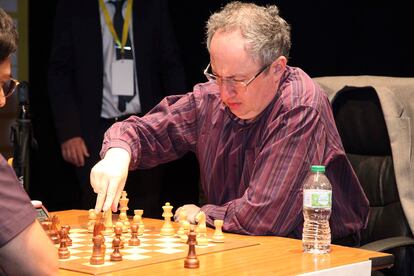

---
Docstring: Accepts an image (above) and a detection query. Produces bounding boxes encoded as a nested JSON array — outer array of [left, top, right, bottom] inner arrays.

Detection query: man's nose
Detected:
[[219, 82, 237, 101]]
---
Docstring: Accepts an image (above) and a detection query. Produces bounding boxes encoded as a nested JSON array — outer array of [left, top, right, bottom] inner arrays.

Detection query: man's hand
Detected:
[[61, 137, 90, 167], [90, 148, 130, 213], [174, 204, 201, 224]]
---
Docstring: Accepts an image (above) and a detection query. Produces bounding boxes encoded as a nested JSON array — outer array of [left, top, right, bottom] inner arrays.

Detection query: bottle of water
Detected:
[[302, 165, 332, 254]]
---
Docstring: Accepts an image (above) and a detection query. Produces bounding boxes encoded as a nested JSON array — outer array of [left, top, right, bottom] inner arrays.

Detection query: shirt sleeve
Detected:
[[101, 93, 199, 170], [0, 155, 37, 247], [201, 106, 328, 236]]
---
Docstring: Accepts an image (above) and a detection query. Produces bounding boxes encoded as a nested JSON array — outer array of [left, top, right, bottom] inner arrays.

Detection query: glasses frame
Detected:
[[203, 62, 271, 90], [2, 78, 19, 98]]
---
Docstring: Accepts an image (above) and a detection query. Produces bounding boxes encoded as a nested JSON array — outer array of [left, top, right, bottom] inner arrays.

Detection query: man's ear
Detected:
[[272, 56, 287, 74], [270, 56, 287, 83]]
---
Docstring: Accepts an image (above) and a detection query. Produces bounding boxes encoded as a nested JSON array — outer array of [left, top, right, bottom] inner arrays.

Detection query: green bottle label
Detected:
[[303, 189, 332, 208]]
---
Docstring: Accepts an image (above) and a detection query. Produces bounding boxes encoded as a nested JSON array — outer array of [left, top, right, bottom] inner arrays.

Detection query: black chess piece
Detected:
[[58, 228, 70, 259], [184, 229, 199, 268], [90, 234, 105, 265], [110, 236, 123, 262], [128, 223, 140, 246]]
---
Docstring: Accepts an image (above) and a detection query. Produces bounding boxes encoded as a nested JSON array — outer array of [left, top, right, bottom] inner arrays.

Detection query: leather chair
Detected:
[[331, 86, 414, 276]]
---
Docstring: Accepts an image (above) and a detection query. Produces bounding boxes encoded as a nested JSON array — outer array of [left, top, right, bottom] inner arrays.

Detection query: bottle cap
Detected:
[[311, 165, 325, 173]]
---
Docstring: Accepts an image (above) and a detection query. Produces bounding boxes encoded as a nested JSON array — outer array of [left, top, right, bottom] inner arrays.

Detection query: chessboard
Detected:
[[57, 223, 259, 275]]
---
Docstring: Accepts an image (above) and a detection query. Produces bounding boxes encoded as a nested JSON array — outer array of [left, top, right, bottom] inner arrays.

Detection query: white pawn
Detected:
[[133, 209, 145, 236], [195, 211, 208, 246], [212, 219, 224, 243], [87, 209, 97, 233], [180, 220, 190, 243], [177, 208, 187, 237], [117, 212, 130, 233], [102, 210, 114, 235], [160, 202, 175, 236]]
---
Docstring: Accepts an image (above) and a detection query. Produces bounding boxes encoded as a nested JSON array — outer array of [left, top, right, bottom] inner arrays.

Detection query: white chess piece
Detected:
[[102, 210, 114, 235], [195, 211, 208, 246], [160, 202, 175, 236], [133, 209, 145, 236], [177, 208, 187, 237], [87, 209, 97, 233], [212, 219, 225, 243]]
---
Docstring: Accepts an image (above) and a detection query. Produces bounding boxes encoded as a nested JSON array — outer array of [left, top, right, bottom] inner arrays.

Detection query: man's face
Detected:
[[209, 29, 284, 120], [0, 57, 12, 108]]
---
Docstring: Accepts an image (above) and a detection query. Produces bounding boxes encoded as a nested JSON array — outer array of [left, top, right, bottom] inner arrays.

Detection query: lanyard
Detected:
[[99, 0, 133, 56]]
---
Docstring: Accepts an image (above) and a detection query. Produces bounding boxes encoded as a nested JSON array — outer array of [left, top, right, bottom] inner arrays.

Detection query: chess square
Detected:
[[59, 255, 81, 262], [155, 237, 178, 243], [154, 242, 183, 248], [154, 248, 184, 254], [123, 254, 151, 261], [122, 247, 151, 254]]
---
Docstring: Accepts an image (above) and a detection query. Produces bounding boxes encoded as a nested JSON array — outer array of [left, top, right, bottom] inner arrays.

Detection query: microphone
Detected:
[[17, 81, 30, 119]]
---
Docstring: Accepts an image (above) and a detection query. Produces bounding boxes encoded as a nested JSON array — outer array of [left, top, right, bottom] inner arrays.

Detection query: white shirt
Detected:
[[99, 0, 141, 118]]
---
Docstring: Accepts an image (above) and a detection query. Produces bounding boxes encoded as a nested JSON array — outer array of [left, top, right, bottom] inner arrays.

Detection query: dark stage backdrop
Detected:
[[28, 0, 414, 211]]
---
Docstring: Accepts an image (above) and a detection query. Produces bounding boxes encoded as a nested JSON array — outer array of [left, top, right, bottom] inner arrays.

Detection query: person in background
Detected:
[[90, 2, 369, 243], [0, 8, 58, 275], [48, 0, 198, 215]]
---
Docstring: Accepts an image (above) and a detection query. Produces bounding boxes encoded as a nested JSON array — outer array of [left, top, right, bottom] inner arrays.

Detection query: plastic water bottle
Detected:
[[302, 165, 332, 254]]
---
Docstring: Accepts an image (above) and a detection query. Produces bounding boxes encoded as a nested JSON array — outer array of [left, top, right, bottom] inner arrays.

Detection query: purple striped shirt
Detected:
[[101, 66, 369, 239]]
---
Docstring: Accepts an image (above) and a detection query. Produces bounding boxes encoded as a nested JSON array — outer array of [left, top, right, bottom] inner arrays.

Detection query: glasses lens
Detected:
[[2, 79, 18, 97]]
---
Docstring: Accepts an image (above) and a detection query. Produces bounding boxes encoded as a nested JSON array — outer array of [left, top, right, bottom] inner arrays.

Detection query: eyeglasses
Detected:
[[1, 78, 19, 98], [203, 63, 270, 92]]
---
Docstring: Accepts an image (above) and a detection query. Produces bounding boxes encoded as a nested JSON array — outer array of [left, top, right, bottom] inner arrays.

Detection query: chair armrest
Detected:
[[360, 236, 414, 252]]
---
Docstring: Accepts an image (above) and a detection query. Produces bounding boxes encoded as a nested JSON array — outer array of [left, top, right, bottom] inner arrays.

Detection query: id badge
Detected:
[[112, 59, 134, 96]]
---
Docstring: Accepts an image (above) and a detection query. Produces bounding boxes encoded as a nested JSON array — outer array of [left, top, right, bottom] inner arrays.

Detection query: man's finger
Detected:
[[95, 192, 106, 213], [103, 178, 119, 212], [111, 187, 124, 213]]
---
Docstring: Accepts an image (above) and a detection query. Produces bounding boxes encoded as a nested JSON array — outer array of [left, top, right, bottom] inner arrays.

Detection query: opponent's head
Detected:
[[0, 8, 19, 107]]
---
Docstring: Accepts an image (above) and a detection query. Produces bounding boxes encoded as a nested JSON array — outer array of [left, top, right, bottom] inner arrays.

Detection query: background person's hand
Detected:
[[90, 148, 130, 213], [174, 204, 201, 224], [61, 137, 89, 167]]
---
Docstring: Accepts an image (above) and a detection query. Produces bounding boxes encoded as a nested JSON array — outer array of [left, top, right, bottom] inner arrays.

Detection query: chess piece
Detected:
[[88, 209, 97, 233], [93, 219, 106, 254], [133, 209, 145, 236], [184, 228, 199, 269], [177, 207, 187, 237], [160, 202, 175, 236], [103, 210, 114, 235], [114, 222, 125, 248], [180, 220, 191, 243], [119, 190, 129, 218], [50, 216, 61, 244], [195, 211, 208, 246], [212, 220, 225, 243], [128, 223, 140, 246], [110, 234, 123, 261], [62, 225, 72, 246], [58, 228, 70, 259], [90, 234, 105, 265], [117, 212, 130, 233]]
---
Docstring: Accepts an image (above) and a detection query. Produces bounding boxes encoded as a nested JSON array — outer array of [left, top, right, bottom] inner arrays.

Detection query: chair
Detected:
[[331, 85, 414, 276]]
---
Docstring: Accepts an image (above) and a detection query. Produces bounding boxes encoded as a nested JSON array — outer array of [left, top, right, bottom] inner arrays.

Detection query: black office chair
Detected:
[[331, 86, 414, 276]]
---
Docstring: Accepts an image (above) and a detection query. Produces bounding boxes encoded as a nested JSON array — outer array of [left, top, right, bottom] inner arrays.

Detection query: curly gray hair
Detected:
[[206, 1, 291, 66]]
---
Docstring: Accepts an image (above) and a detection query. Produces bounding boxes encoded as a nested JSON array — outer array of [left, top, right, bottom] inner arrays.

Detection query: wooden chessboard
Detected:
[[58, 224, 259, 275]]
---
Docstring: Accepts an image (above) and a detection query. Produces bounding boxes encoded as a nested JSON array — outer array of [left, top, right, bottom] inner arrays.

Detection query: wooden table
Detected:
[[54, 210, 392, 275]]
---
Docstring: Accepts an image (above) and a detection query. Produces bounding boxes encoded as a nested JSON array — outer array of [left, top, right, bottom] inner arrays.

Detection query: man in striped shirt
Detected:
[[91, 2, 369, 242]]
